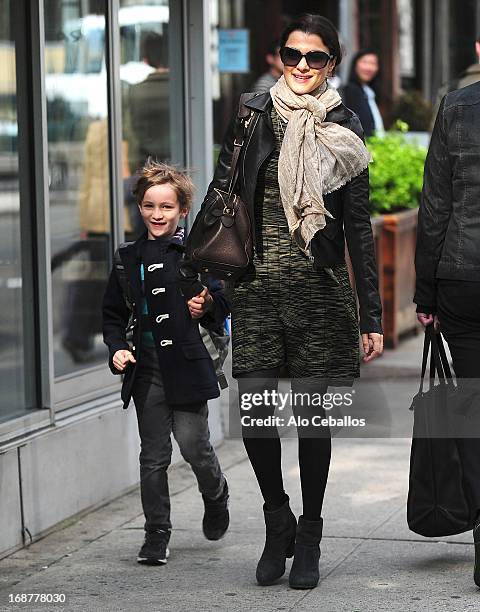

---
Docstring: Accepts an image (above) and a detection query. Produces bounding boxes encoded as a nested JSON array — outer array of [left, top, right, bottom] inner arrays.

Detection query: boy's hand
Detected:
[[113, 349, 136, 372], [187, 287, 213, 319]]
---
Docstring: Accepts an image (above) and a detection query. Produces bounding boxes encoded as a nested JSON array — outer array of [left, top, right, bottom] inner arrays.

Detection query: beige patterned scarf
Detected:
[[270, 75, 371, 255]]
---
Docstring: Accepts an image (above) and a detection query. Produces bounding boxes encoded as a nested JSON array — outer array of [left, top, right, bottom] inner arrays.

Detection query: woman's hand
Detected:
[[361, 333, 383, 362], [187, 287, 213, 319], [417, 313, 440, 331], [113, 349, 136, 372]]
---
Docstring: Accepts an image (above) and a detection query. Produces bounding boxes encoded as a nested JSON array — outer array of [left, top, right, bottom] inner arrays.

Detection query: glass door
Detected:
[[44, 0, 185, 409], [44, 0, 117, 407]]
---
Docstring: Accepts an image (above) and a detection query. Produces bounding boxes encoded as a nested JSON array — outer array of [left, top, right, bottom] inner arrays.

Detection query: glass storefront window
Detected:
[[0, 0, 28, 422], [45, 0, 114, 380], [120, 0, 174, 239], [41, 0, 183, 408]]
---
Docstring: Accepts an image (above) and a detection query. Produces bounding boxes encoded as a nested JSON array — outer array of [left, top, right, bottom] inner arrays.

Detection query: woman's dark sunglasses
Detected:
[[280, 46, 333, 70]]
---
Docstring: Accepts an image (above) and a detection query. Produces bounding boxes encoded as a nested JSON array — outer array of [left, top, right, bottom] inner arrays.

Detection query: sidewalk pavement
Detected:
[[1, 332, 479, 612]]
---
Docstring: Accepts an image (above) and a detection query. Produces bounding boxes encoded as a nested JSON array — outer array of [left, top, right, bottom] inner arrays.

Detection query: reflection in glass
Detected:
[[45, 0, 117, 377], [209, 0, 252, 159], [0, 0, 27, 422], [120, 0, 171, 238]]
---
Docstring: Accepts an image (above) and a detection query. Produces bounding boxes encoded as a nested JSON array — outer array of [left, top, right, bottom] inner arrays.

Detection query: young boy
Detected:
[[102, 161, 230, 565]]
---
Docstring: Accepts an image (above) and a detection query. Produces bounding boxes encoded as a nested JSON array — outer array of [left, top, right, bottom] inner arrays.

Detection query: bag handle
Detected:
[[226, 96, 254, 200], [419, 326, 431, 384], [429, 326, 445, 384], [428, 325, 454, 385], [417, 327, 434, 397], [423, 325, 454, 388], [411, 325, 455, 411], [435, 331, 452, 380]]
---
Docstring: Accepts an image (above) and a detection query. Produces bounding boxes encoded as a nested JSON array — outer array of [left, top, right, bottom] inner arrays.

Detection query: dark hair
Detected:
[[134, 160, 195, 212], [140, 31, 166, 69], [279, 14, 342, 73], [348, 48, 380, 90]]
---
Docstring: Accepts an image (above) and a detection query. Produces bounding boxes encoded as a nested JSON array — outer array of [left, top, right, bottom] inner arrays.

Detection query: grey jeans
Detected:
[[132, 345, 225, 532]]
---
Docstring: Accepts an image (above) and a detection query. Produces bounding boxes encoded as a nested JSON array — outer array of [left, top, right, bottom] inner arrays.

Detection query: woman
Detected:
[[191, 14, 383, 589], [341, 49, 384, 137]]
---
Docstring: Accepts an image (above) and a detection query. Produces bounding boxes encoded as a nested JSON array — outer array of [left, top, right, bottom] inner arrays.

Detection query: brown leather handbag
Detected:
[[185, 99, 254, 280]]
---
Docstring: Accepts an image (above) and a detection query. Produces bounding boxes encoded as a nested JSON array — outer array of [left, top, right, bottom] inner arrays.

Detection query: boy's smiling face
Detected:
[[139, 183, 187, 240]]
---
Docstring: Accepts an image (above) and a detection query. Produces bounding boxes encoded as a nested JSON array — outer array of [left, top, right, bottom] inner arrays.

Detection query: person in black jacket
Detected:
[[341, 49, 384, 138], [414, 82, 480, 587], [188, 14, 383, 590], [102, 161, 230, 566]]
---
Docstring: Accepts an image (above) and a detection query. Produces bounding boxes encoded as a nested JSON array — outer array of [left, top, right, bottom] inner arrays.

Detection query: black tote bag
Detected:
[[407, 325, 475, 537]]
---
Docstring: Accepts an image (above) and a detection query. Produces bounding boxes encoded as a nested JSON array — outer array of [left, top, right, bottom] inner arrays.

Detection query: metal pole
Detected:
[[183, 0, 213, 224], [422, 0, 433, 102], [106, 0, 124, 254]]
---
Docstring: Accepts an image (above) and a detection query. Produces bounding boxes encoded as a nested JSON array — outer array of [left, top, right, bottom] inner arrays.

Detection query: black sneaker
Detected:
[[137, 529, 170, 565], [474, 516, 480, 587], [202, 480, 230, 541]]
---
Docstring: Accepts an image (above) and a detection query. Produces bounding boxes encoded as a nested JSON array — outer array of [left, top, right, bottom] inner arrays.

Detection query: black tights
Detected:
[[238, 368, 331, 521]]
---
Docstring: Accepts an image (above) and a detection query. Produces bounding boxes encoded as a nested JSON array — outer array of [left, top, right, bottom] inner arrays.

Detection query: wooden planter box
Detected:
[[380, 208, 419, 348]]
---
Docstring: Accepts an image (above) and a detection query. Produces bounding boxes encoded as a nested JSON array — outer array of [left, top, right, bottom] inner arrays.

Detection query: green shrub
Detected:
[[366, 121, 427, 215]]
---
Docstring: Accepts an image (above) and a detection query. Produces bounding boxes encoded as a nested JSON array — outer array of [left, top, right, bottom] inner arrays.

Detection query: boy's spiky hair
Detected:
[[134, 159, 195, 212]]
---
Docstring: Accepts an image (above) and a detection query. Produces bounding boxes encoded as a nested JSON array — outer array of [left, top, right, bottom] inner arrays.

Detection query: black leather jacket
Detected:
[[415, 82, 480, 313], [205, 92, 382, 334], [340, 81, 375, 138]]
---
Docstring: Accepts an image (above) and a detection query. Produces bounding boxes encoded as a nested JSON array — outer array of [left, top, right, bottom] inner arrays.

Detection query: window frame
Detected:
[[0, 0, 51, 439]]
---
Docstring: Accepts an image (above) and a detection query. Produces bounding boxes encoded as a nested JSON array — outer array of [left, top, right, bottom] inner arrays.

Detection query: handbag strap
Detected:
[[419, 327, 431, 383], [419, 325, 449, 393], [414, 326, 455, 411], [418, 327, 433, 395], [428, 327, 450, 383], [435, 332, 453, 380], [226, 97, 254, 199], [425, 325, 455, 388]]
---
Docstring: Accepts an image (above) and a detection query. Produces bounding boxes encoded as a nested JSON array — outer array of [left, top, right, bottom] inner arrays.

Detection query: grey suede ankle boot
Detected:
[[256, 499, 297, 586], [288, 515, 323, 589]]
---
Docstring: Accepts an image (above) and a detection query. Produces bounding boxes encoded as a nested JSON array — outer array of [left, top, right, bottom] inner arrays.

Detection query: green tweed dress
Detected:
[[231, 106, 360, 380]]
